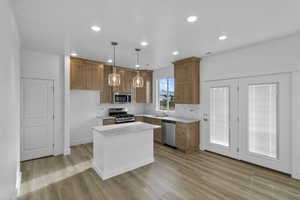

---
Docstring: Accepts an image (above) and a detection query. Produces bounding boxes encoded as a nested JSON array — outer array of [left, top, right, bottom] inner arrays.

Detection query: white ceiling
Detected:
[[12, 0, 300, 69]]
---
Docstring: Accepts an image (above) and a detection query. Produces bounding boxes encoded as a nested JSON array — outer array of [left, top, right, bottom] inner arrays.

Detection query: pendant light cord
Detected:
[[135, 48, 141, 71], [137, 51, 139, 68], [113, 45, 116, 73]]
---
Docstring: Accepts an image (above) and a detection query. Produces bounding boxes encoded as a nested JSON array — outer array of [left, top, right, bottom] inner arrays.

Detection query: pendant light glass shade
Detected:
[[108, 42, 121, 87], [133, 48, 144, 88], [133, 71, 144, 88], [108, 71, 121, 86]]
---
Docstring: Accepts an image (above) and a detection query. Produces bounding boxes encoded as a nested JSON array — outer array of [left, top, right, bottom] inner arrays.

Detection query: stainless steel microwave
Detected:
[[113, 93, 132, 104]]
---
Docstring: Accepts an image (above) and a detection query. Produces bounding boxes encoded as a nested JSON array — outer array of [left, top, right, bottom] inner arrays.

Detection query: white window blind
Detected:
[[210, 87, 230, 147], [248, 84, 277, 158]]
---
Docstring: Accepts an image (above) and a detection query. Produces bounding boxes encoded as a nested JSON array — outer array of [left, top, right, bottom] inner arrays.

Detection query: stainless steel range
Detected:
[[108, 108, 135, 123]]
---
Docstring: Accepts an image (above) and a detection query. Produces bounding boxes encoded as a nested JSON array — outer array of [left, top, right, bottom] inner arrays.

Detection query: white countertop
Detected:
[[96, 116, 115, 120], [135, 114, 200, 123], [92, 122, 160, 136], [97, 114, 200, 123]]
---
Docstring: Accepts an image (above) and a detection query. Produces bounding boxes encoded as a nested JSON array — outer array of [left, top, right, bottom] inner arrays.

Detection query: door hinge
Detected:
[[53, 114, 55, 120], [237, 148, 239, 153]]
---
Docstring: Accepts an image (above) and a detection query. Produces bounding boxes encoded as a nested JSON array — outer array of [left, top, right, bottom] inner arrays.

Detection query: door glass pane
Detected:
[[248, 84, 277, 158], [210, 87, 230, 147]]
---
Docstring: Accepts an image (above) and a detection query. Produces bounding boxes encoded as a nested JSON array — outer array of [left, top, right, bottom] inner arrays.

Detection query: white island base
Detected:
[[92, 122, 160, 180]]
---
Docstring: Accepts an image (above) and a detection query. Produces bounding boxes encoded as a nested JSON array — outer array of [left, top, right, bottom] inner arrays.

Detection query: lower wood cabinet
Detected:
[[135, 116, 144, 122], [143, 117, 163, 143], [154, 128, 163, 143], [175, 122, 199, 153], [103, 119, 115, 125], [102, 116, 199, 152]]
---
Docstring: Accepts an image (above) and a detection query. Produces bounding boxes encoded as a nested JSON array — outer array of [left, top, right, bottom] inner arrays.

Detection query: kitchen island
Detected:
[[92, 122, 160, 180]]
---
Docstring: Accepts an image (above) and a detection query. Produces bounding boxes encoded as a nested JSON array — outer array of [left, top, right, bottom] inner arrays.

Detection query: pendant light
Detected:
[[133, 48, 144, 88], [108, 42, 121, 86]]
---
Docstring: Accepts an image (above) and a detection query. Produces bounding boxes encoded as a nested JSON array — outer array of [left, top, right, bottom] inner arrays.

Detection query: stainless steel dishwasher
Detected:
[[162, 120, 176, 147]]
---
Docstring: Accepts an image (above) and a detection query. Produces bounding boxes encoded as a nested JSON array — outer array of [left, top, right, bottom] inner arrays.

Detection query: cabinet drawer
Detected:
[[135, 116, 144, 122], [144, 117, 161, 125], [103, 119, 115, 125]]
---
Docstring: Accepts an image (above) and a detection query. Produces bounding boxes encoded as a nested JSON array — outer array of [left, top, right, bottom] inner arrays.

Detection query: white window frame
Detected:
[[156, 78, 175, 112]]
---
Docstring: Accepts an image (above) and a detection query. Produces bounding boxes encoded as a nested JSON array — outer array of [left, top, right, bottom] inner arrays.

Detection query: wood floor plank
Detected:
[[18, 143, 300, 200]]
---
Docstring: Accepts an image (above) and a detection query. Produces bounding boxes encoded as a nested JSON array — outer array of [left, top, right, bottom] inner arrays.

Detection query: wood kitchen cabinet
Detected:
[[112, 67, 136, 93], [70, 57, 153, 104], [135, 70, 153, 103], [70, 57, 104, 90], [173, 57, 200, 104], [143, 117, 163, 143], [175, 122, 199, 153], [100, 65, 113, 103], [103, 119, 115, 125], [135, 116, 144, 122]]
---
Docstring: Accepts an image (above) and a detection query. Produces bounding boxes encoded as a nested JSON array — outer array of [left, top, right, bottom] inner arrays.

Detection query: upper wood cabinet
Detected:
[[173, 57, 200, 104], [70, 57, 104, 91], [112, 67, 136, 93], [135, 70, 153, 103], [100, 65, 113, 103], [70, 57, 153, 104]]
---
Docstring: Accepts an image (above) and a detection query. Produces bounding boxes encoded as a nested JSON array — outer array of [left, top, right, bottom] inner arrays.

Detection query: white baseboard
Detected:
[[92, 158, 154, 180], [10, 171, 22, 200], [70, 137, 92, 146], [64, 147, 71, 155], [292, 172, 300, 180]]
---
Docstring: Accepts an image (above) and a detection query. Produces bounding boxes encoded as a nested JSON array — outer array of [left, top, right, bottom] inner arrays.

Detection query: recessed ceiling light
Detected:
[[218, 35, 228, 41], [187, 16, 198, 23], [172, 51, 179, 55], [140, 41, 148, 46], [70, 52, 77, 57], [91, 25, 101, 32]]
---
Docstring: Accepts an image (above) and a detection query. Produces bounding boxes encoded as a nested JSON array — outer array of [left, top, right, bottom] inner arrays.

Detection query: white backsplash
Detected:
[[70, 90, 145, 145], [96, 103, 145, 117], [144, 104, 201, 120]]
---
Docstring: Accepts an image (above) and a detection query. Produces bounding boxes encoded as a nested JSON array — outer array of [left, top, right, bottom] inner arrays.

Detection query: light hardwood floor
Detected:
[[19, 143, 300, 200]]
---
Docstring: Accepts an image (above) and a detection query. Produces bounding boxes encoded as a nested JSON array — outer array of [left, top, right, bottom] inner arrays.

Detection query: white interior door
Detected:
[[21, 78, 54, 161], [239, 74, 291, 173], [203, 80, 239, 159]]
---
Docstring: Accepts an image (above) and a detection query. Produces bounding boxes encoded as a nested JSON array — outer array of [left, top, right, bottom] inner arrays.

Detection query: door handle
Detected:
[[203, 113, 208, 122]]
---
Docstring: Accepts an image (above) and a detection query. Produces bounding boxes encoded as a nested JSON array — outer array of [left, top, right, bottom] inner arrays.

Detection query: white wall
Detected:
[[70, 90, 145, 145], [144, 65, 201, 120], [145, 33, 300, 178], [201, 33, 300, 81], [0, 0, 21, 199], [21, 50, 65, 155], [200, 33, 300, 179]]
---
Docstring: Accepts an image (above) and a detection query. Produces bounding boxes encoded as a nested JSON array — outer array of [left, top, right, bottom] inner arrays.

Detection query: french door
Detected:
[[203, 79, 239, 159], [203, 73, 291, 173]]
